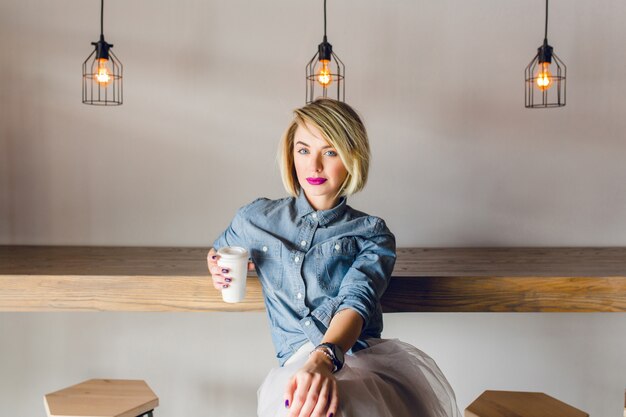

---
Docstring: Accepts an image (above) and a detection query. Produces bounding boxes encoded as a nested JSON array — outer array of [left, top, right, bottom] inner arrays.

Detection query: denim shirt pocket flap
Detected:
[[321, 237, 358, 257], [250, 240, 282, 260]]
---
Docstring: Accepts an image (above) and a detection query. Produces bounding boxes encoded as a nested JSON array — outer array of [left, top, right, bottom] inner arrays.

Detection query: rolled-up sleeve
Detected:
[[335, 218, 396, 326]]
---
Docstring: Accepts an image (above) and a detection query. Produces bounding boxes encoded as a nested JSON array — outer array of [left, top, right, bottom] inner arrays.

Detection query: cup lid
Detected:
[[217, 246, 249, 259]]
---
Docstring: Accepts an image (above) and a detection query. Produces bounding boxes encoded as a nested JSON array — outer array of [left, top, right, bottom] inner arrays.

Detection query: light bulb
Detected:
[[317, 59, 332, 87], [95, 58, 111, 85], [535, 62, 552, 91]]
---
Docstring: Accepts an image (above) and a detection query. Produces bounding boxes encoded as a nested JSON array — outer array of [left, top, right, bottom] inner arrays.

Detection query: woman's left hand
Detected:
[[284, 351, 339, 417]]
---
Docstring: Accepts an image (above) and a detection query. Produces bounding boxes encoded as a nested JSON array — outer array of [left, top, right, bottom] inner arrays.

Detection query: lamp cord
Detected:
[[100, 0, 104, 37], [540, 0, 548, 42], [323, 0, 327, 40]]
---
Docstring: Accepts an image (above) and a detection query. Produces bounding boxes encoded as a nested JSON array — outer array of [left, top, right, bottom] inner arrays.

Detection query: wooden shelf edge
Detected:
[[1, 274, 625, 312]]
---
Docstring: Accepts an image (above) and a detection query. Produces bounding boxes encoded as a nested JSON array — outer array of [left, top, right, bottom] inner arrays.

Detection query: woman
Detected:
[[207, 99, 459, 417]]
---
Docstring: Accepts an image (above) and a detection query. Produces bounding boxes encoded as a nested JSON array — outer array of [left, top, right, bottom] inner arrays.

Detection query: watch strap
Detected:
[[314, 343, 344, 373]]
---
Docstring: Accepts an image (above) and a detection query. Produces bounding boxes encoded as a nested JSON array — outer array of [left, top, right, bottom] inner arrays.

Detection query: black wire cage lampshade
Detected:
[[525, 0, 566, 108], [83, 0, 123, 106], [306, 0, 344, 104]]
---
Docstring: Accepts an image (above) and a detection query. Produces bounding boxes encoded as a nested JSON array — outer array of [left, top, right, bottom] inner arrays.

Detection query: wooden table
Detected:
[[1, 246, 625, 312]]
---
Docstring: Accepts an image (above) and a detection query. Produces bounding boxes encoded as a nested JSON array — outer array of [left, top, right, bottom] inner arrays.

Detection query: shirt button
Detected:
[[300, 240, 307, 247], [305, 320, 311, 326], [262, 246, 268, 252], [312, 213, 317, 219], [297, 292, 302, 299], [294, 256, 300, 263], [334, 244, 340, 251]]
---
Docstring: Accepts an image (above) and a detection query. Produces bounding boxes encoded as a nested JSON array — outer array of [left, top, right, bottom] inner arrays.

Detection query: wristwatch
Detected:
[[314, 343, 345, 373]]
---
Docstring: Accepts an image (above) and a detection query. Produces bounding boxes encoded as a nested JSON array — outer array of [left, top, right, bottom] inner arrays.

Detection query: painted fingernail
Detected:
[[328, 413, 334, 417], [221, 268, 228, 273], [211, 255, 217, 259], [284, 399, 289, 408], [222, 284, 228, 288], [225, 278, 232, 282]]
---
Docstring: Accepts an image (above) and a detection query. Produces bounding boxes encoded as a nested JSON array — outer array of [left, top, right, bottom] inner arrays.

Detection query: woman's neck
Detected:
[[304, 193, 340, 211]]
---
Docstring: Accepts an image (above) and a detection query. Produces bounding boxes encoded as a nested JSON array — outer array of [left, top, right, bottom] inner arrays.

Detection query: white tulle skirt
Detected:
[[257, 338, 461, 417]]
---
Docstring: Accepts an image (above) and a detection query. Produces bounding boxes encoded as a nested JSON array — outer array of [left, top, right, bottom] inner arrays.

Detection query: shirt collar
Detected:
[[295, 189, 347, 226]]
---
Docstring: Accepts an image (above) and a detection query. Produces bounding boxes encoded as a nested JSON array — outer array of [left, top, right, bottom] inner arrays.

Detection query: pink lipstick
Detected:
[[306, 177, 327, 185]]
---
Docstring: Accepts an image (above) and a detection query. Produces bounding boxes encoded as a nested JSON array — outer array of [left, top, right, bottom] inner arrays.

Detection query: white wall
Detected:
[[1, 0, 625, 416], [0, 313, 624, 416], [2, 0, 626, 247]]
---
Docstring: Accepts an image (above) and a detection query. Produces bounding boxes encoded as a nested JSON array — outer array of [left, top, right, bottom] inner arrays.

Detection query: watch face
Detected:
[[332, 344, 344, 364]]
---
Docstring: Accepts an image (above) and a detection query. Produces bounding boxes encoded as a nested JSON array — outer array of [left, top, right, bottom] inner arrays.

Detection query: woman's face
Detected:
[[293, 122, 348, 211]]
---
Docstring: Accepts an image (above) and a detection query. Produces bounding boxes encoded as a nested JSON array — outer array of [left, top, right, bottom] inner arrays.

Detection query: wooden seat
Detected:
[[465, 390, 588, 417], [44, 379, 158, 417]]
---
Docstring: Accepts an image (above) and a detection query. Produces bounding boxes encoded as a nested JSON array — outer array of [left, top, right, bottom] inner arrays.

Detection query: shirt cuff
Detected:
[[311, 296, 344, 330], [299, 316, 325, 348], [335, 295, 371, 327]]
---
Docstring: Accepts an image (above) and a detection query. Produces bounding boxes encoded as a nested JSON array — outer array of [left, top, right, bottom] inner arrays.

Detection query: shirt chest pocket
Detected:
[[316, 237, 359, 291], [250, 240, 283, 289]]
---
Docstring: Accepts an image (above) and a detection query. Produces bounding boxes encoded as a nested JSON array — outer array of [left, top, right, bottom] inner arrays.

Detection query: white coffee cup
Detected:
[[217, 246, 249, 303]]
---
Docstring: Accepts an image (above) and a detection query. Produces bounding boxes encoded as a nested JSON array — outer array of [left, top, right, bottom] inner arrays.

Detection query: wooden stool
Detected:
[[465, 390, 588, 417], [44, 379, 159, 417]]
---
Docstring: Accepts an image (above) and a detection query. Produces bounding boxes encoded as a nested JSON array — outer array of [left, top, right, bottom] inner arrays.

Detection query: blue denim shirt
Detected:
[[212, 191, 397, 365]]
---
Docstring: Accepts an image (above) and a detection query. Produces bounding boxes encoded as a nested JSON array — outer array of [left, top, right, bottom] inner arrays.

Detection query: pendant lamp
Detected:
[[305, 0, 345, 104], [525, 0, 566, 108], [83, 0, 123, 105]]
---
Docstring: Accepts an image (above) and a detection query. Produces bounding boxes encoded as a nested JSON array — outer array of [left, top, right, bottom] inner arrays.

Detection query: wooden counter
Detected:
[[1, 246, 625, 312]]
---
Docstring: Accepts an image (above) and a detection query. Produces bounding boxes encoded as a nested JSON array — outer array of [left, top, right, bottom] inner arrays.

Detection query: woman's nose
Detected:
[[310, 155, 322, 172]]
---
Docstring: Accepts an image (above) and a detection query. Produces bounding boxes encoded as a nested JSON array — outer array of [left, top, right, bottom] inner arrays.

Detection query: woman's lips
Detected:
[[306, 177, 327, 185]]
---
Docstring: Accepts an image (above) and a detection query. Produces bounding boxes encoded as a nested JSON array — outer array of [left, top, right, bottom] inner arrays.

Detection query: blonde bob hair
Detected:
[[278, 99, 370, 199]]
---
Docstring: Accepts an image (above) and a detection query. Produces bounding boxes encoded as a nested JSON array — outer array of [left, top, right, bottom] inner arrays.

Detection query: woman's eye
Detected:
[[325, 150, 338, 156], [297, 148, 309, 154]]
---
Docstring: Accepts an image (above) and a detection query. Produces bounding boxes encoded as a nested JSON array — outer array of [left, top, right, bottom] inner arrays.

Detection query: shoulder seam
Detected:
[[240, 197, 268, 216]]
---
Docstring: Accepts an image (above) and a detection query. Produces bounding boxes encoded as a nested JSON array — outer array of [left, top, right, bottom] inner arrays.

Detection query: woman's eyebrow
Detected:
[[294, 140, 334, 149]]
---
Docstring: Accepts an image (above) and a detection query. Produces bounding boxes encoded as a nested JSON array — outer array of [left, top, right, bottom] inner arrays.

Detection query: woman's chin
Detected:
[[302, 186, 333, 198]]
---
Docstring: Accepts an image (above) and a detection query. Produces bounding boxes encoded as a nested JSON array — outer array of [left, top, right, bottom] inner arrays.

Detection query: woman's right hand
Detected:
[[207, 248, 255, 291], [207, 248, 231, 290]]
